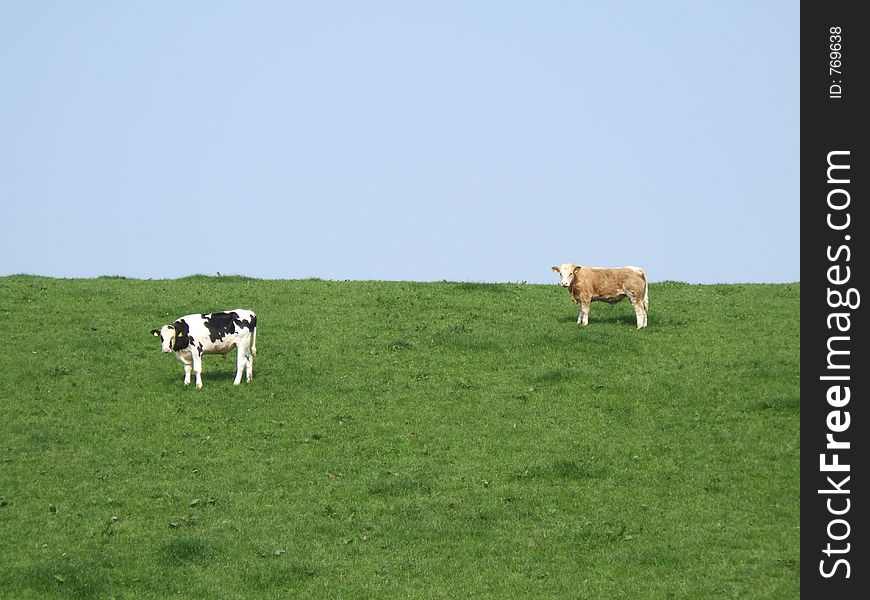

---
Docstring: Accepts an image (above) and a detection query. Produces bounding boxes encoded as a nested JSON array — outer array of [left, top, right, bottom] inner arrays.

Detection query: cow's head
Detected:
[[552, 263, 580, 288], [151, 325, 176, 353]]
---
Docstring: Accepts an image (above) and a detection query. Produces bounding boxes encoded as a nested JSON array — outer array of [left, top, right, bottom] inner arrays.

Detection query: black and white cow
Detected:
[[151, 309, 257, 388]]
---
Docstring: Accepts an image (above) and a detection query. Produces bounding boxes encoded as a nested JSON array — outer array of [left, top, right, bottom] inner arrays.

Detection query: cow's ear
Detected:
[[551, 266, 559, 273], [151, 329, 161, 337], [573, 266, 582, 274]]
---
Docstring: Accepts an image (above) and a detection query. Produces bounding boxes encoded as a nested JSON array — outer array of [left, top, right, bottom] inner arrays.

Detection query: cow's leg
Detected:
[[191, 349, 204, 389], [632, 300, 647, 329], [627, 292, 647, 329], [578, 300, 590, 326], [177, 353, 193, 385], [233, 345, 245, 385], [634, 296, 649, 329], [245, 344, 253, 383]]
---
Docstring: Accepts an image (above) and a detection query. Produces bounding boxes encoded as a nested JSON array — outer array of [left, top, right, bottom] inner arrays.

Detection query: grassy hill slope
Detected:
[[0, 276, 800, 599]]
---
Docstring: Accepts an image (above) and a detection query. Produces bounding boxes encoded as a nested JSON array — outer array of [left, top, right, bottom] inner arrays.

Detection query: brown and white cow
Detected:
[[551, 263, 648, 328]]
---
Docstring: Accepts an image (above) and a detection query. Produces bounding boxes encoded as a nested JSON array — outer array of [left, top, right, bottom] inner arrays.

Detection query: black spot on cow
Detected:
[[203, 311, 243, 343], [173, 319, 191, 350], [239, 313, 256, 331]]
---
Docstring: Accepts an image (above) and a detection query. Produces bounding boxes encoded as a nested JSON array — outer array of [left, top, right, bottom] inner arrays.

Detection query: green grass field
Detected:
[[0, 275, 799, 599]]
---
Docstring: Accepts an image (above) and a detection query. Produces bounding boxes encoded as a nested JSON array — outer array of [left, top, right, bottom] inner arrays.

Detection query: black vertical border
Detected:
[[801, 2, 867, 597]]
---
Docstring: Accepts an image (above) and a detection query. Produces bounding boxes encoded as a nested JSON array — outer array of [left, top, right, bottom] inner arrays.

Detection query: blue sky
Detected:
[[0, 1, 798, 284]]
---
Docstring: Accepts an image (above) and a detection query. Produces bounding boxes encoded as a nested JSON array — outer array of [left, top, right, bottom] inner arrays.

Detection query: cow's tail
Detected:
[[633, 267, 649, 312], [251, 315, 258, 357], [642, 271, 649, 312]]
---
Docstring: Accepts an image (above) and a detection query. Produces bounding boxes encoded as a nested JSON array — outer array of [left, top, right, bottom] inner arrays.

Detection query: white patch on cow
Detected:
[[154, 325, 176, 353], [552, 262, 577, 288]]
